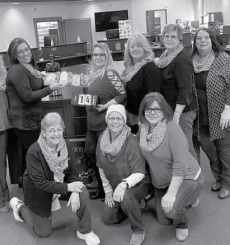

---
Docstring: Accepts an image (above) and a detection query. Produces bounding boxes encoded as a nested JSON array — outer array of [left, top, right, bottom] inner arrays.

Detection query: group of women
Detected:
[[0, 23, 229, 245]]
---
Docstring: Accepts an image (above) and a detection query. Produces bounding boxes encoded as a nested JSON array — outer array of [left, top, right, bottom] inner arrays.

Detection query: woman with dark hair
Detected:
[[121, 34, 161, 134], [192, 28, 230, 199], [83, 42, 126, 200], [0, 56, 11, 213], [157, 24, 198, 160], [138, 92, 203, 242], [9, 113, 100, 245], [6, 37, 63, 179]]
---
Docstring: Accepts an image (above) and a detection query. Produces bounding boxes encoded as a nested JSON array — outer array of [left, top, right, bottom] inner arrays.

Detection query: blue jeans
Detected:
[[154, 174, 204, 229], [199, 125, 230, 189], [179, 110, 197, 160], [102, 182, 151, 233], [19, 188, 92, 238], [0, 130, 9, 208]]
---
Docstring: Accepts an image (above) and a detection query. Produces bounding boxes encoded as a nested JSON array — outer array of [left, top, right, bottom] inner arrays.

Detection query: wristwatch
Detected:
[[122, 179, 129, 189]]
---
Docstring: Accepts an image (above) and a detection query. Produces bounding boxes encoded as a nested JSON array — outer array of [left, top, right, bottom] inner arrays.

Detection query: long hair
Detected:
[[123, 34, 154, 68], [191, 28, 226, 57], [87, 42, 115, 78], [139, 92, 173, 124], [8, 37, 36, 66]]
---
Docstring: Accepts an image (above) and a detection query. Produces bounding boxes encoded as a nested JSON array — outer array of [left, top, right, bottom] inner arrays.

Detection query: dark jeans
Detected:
[[199, 125, 230, 189], [19, 188, 92, 238], [0, 130, 9, 208], [179, 110, 198, 160], [154, 174, 204, 229], [102, 182, 151, 233]]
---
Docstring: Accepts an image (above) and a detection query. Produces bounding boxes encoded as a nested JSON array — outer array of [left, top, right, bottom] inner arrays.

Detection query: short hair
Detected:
[[191, 27, 226, 57], [41, 112, 65, 131], [87, 42, 115, 77], [139, 92, 173, 124], [8, 37, 36, 66], [124, 34, 155, 67], [162, 24, 184, 42]]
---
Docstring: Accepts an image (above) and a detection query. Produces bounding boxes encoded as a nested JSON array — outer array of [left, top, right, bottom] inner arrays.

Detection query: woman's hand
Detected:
[[220, 105, 230, 130], [105, 191, 115, 207], [97, 104, 106, 112], [67, 181, 84, 192], [113, 184, 126, 202], [67, 192, 80, 213], [161, 192, 176, 213], [50, 83, 66, 91]]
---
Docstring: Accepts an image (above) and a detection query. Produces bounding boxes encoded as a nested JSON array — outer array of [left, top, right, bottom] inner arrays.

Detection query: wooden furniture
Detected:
[[0, 42, 90, 70]]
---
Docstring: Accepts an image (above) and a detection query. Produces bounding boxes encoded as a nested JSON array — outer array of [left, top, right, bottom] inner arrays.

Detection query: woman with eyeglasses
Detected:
[[121, 34, 161, 134], [138, 92, 203, 242], [83, 43, 126, 200], [157, 24, 198, 160], [96, 104, 151, 245], [9, 112, 100, 245], [6, 38, 64, 182], [192, 28, 230, 199]]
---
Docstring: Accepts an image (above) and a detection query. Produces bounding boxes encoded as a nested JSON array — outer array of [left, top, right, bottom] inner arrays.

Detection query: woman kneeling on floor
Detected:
[[138, 92, 204, 242], [96, 104, 151, 245], [9, 112, 100, 245]]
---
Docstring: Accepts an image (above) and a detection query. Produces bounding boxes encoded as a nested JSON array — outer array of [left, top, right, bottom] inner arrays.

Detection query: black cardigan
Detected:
[[160, 49, 197, 112], [125, 62, 161, 115], [23, 140, 79, 217]]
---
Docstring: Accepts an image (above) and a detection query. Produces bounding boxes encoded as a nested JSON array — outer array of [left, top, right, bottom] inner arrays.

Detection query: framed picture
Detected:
[[115, 42, 121, 51]]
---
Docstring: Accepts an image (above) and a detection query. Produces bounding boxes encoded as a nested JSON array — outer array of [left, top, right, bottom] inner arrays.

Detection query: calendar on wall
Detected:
[[118, 20, 132, 39]]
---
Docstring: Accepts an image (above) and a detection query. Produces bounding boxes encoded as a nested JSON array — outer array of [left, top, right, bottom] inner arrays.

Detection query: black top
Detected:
[[160, 49, 197, 112], [23, 140, 80, 217], [194, 71, 209, 125], [125, 62, 161, 115]]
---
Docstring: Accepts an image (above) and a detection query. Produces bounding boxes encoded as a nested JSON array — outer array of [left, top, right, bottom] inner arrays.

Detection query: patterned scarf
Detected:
[[192, 50, 215, 73], [38, 135, 68, 182], [139, 121, 167, 153], [21, 63, 43, 79], [120, 59, 148, 83], [100, 124, 131, 156], [0, 57, 7, 91], [157, 43, 184, 68]]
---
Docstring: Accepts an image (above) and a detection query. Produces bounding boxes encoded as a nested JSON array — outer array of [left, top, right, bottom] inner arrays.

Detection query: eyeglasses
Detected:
[[144, 108, 162, 114], [93, 53, 106, 58], [44, 128, 63, 134], [164, 35, 178, 40], [107, 117, 124, 123]]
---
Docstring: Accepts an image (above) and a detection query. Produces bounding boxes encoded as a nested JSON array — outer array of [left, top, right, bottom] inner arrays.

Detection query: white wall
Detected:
[[0, 0, 197, 52]]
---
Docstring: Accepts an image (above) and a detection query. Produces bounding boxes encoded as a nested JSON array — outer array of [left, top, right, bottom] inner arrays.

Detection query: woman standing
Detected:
[[9, 113, 100, 245], [192, 28, 230, 199], [121, 34, 161, 134], [0, 56, 11, 213], [6, 37, 63, 180], [157, 24, 197, 159], [139, 92, 203, 242], [84, 43, 126, 199], [97, 105, 150, 245]]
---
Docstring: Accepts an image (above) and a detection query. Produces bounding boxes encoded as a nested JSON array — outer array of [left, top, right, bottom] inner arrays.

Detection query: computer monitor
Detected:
[[216, 34, 230, 47], [44, 35, 58, 46], [191, 20, 199, 29]]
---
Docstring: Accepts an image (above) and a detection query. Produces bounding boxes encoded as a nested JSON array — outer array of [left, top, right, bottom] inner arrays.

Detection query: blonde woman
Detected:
[[84, 43, 126, 200], [0, 56, 11, 213], [121, 34, 161, 134]]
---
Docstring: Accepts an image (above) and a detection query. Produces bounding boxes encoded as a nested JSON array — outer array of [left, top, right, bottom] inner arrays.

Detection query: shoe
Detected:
[[9, 197, 24, 222], [190, 198, 199, 208], [0, 206, 10, 213], [211, 181, 221, 192], [130, 233, 145, 245], [77, 231, 100, 245], [176, 228, 188, 242], [218, 188, 230, 199]]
